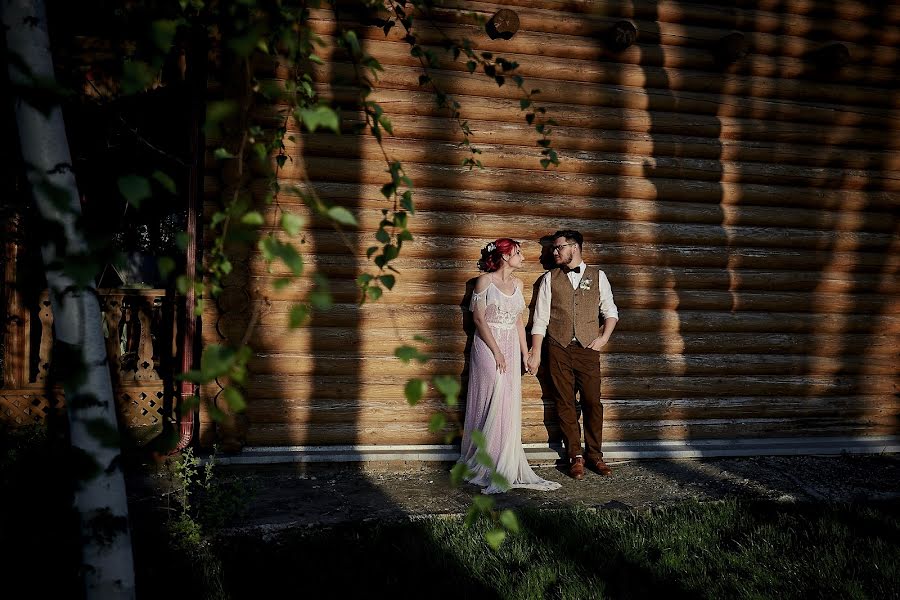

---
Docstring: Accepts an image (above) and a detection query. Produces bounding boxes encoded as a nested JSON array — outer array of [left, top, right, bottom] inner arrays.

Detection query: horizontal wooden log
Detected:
[[202, 197, 898, 254], [208, 179, 900, 234], [301, 34, 897, 108], [277, 134, 900, 192], [254, 160, 900, 211], [239, 372, 896, 399], [301, 87, 900, 151], [237, 417, 895, 446], [205, 330, 898, 361], [210, 289, 900, 335], [210, 258, 899, 299], [422, 1, 900, 62], [239, 394, 898, 424], [480, 0, 900, 43], [234, 351, 897, 378], [216, 237, 898, 286], [303, 16, 897, 86], [301, 62, 900, 129], [284, 110, 900, 173]]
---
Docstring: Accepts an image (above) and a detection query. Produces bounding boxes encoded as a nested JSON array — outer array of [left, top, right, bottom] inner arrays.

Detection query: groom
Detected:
[[527, 230, 619, 480]]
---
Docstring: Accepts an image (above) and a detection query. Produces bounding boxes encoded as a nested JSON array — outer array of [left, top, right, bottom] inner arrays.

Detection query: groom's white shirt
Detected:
[[531, 261, 619, 338]]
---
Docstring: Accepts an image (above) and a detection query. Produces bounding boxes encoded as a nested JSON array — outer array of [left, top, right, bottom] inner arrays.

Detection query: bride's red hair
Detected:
[[477, 238, 519, 272]]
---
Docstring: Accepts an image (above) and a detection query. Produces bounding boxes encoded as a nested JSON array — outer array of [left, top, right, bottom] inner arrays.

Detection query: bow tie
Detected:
[[564, 266, 581, 274]]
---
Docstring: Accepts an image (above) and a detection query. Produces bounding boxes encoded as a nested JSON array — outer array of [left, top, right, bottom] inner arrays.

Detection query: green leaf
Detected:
[[117, 175, 151, 208], [121, 60, 154, 95], [485, 529, 506, 550], [449, 462, 470, 486], [150, 19, 179, 53], [383, 244, 399, 261], [366, 286, 382, 301], [472, 495, 494, 512], [378, 275, 396, 290], [297, 104, 340, 133], [394, 345, 418, 363], [204, 100, 237, 134], [273, 277, 292, 291], [214, 147, 235, 160], [400, 191, 414, 213], [499, 509, 520, 533], [433, 375, 461, 406], [176, 275, 190, 295], [241, 211, 265, 226], [404, 378, 427, 405], [326, 206, 357, 226], [471, 430, 487, 448], [85, 418, 121, 448], [520, 98, 532, 110], [379, 115, 393, 135], [289, 304, 310, 328], [280, 212, 304, 236], [157, 256, 176, 279], [223, 386, 247, 412], [152, 170, 177, 194], [342, 30, 361, 57], [428, 412, 446, 433], [309, 53, 325, 64], [475, 449, 494, 469], [490, 471, 510, 491], [200, 344, 236, 380]]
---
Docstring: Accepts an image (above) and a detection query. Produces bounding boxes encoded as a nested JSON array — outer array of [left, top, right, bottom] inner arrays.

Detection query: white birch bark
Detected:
[[2, 0, 136, 597]]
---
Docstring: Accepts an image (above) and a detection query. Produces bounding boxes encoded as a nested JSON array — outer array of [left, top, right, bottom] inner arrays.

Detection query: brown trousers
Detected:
[[547, 337, 604, 460]]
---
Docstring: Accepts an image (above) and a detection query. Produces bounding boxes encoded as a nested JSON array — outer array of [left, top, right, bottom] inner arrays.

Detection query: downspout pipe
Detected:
[[172, 24, 206, 453]]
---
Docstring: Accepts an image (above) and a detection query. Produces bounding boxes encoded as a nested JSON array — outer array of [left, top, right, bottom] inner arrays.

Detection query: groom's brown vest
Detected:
[[547, 265, 602, 347]]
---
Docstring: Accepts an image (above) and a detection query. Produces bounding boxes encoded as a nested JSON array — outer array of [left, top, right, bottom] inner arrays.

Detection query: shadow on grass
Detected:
[[154, 498, 899, 600]]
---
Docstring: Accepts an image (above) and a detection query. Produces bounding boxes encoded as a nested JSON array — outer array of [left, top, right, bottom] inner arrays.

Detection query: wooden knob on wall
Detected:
[[712, 32, 749, 67], [807, 42, 851, 73], [606, 20, 638, 52], [486, 9, 520, 40]]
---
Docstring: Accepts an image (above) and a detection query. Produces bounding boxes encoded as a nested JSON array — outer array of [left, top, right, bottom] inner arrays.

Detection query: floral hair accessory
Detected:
[[486, 242, 497, 252]]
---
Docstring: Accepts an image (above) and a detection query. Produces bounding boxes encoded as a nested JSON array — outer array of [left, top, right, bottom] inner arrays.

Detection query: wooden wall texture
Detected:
[[201, 1, 900, 450]]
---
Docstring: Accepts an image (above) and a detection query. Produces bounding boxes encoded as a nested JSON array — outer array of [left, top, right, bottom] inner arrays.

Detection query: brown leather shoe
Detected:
[[592, 457, 613, 476], [569, 456, 585, 480]]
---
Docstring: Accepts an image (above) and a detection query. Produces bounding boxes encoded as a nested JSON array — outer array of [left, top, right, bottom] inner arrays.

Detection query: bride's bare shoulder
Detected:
[[473, 272, 492, 294]]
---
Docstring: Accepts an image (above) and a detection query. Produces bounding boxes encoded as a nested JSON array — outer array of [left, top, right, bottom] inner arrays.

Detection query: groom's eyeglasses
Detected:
[[551, 243, 576, 253]]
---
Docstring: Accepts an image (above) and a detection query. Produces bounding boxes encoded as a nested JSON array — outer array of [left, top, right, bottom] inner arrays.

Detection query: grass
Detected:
[[216, 500, 900, 599], [2, 427, 897, 599]]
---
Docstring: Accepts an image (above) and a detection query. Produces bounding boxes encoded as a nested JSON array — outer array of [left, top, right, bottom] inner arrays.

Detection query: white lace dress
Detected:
[[458, 281, 561, 494]]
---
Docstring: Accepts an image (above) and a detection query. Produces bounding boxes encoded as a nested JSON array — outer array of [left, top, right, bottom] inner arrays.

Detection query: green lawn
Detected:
[[2, 427, 897, 599], [213, 500, 899, 599]]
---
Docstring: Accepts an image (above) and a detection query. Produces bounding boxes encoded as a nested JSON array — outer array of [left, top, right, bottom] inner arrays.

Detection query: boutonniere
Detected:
[[579, 278, 592, 290]]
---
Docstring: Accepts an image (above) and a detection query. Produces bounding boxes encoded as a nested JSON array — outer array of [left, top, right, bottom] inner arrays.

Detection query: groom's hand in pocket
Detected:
[[587, 336, 609, 351]]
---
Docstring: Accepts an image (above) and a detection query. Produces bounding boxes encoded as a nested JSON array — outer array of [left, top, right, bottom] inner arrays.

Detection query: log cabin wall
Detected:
[[201, 1, 900, 453]]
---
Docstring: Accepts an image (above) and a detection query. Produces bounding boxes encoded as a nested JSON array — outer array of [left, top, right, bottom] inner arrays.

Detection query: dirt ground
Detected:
[[129, 453, 900, 537]]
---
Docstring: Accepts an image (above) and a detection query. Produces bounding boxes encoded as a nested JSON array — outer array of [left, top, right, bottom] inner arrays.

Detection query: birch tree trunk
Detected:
[[2, 0, 136, 597]]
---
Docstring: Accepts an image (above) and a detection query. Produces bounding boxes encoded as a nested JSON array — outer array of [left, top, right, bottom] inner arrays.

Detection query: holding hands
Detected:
[[526, 350, 541, 376]]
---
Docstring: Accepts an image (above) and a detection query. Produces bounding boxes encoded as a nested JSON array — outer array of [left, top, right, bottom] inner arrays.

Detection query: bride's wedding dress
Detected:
[[458, 281, 561, 494]]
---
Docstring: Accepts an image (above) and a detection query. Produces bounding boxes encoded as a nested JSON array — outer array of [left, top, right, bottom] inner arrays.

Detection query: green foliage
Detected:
[[168, 447, 251, 546]]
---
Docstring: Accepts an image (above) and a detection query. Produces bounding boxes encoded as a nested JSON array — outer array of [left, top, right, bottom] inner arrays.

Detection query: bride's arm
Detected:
[[516, 279, 529, 371], [471, 274, 506, 373]]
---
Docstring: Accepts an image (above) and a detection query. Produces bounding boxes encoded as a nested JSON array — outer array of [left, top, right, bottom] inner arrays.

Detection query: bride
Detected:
[[458, 238, 561, 494]]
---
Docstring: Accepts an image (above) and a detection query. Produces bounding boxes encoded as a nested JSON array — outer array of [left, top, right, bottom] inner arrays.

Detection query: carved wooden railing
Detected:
[[1, 289, 181, 444]]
